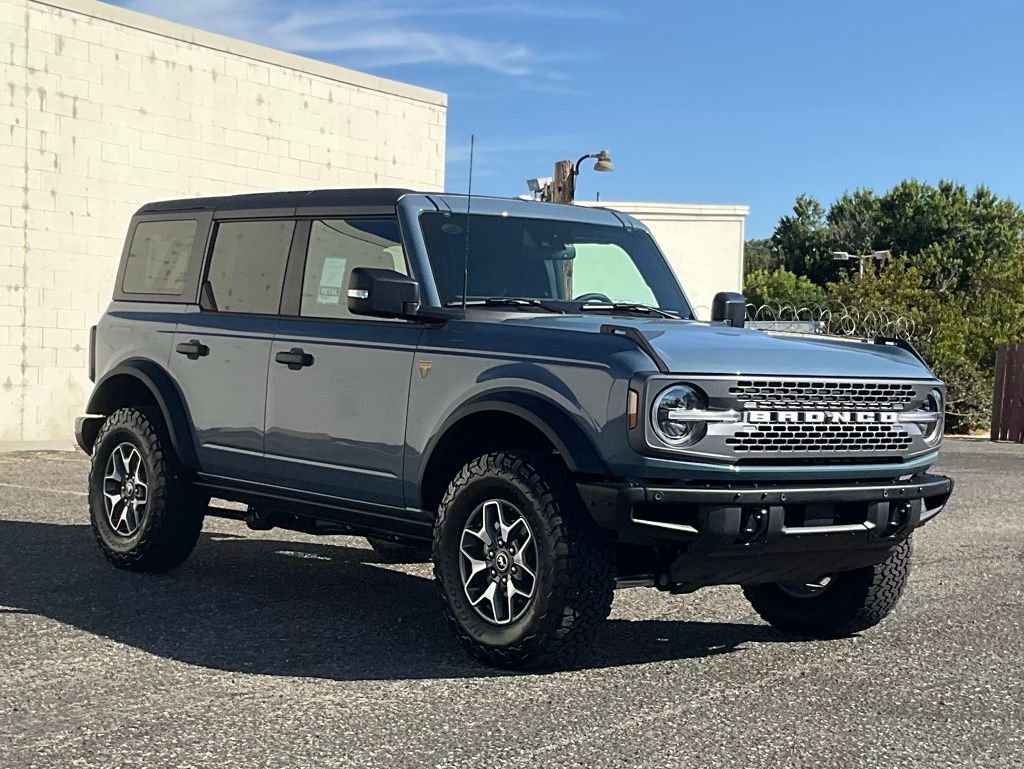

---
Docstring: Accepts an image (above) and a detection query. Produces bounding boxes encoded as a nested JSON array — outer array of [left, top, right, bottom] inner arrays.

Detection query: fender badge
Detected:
[[417, 360, 433, 380]]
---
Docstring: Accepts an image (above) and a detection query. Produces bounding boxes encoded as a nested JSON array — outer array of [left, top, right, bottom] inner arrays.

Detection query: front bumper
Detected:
[[578, 473, 953, 588]]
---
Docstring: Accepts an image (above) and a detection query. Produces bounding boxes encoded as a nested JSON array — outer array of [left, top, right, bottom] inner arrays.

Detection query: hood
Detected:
[[497, 315, 936, 379]]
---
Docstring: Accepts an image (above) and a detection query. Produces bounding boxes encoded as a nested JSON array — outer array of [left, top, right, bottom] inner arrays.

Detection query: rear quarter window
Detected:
[[122, 220, 198, 295]]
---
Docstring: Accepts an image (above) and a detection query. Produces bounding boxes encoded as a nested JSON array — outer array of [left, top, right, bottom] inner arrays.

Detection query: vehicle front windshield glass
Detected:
[[419, 212, 692, 317]]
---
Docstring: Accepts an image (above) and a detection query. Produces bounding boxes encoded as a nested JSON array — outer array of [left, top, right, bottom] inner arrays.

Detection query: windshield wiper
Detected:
[[579, 302, 678, 319], [444, 297, 566, 314]]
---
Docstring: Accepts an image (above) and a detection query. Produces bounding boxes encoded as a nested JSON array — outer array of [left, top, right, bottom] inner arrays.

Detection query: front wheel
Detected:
[[743, 539, 912, 637], [433, 452, 615, 670]]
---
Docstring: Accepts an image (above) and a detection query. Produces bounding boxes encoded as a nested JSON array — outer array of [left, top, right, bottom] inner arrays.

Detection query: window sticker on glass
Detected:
[[318, 257, 347, 305]]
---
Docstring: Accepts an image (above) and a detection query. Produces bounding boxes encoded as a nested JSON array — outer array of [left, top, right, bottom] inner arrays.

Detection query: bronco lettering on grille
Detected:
[[745, 411, 899, 424]]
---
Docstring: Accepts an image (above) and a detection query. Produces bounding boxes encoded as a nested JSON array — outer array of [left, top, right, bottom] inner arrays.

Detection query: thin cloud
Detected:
[[126, 0, 607, 79]]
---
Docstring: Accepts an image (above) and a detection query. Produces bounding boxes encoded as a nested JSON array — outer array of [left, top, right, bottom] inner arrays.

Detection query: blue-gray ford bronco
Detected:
[[77, 188, 953, 669]]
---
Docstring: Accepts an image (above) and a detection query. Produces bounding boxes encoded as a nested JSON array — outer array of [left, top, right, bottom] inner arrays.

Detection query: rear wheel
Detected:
[[743, 539, 912, 637], [433, 451, 615, 670], [88, 406, 206, 572]]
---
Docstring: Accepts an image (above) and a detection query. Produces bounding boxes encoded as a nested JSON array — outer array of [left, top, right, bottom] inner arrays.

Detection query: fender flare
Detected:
[[86, 359, 200, 468], [421, 391, 609, 481]]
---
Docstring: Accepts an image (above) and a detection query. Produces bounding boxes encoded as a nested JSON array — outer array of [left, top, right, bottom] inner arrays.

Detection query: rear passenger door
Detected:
[[170, 218, 295, 481], [264, 217, 422, 509]]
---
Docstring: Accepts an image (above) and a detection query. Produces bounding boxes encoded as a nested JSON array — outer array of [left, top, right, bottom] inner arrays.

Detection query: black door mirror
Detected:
[[347, 268, 420, 319], [711, 291, 747, 328]]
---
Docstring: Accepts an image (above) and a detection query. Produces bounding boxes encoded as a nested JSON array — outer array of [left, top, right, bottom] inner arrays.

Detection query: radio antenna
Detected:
[[461, 134, 474, 311]]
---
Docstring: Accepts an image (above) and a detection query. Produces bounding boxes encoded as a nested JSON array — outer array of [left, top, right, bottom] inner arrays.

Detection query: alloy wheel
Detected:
[[102, 442, 148, 537], [459, 499, 539, 625]]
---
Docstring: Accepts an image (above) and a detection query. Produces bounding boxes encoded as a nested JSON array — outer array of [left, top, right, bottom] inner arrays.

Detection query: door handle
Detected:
[[275, 348, 314, 370], [175, 339, 209, 360]]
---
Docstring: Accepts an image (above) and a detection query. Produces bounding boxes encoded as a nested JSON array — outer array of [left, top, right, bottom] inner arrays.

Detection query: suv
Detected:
[[77, 188, 953, 669]]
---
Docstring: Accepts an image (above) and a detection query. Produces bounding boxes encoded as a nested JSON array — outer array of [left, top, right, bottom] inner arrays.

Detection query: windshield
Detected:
[[419, 212, 692, 317]]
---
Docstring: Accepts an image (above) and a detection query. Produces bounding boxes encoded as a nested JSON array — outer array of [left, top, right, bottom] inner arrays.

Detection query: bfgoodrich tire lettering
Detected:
[[743, 538, 913, 637], [89, 406, 205, 572], [433, 451, 615, 670]]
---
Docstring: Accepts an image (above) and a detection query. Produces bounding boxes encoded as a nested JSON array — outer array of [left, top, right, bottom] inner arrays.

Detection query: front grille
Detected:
[[725, 423, 913, 453], [729, 380, 917, 410]]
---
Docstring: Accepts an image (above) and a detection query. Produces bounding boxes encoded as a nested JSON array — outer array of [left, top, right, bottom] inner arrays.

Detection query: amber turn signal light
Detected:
[[628, 389, 639, 430]]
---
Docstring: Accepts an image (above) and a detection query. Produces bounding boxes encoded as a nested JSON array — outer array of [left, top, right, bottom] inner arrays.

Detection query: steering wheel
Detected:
[[574, 292, 613, 304]]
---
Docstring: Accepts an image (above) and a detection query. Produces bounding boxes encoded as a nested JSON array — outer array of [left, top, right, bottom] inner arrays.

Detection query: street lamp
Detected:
[[571, 150, 614, 200], [575, 149, 614, 176], [832, 250, 890, 277], [540, 150, 615, 203]]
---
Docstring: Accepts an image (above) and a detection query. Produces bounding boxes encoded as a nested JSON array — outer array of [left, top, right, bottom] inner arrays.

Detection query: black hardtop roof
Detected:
[[135, 187, 417, 214]]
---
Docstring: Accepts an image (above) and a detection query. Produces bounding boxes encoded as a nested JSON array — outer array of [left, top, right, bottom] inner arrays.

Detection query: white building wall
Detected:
[[0, 0, 446, 442], [582, 201, 748, 318]]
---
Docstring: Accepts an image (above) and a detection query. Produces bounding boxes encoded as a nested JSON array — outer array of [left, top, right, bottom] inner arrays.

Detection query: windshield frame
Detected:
[[399, 195, 694, 318]]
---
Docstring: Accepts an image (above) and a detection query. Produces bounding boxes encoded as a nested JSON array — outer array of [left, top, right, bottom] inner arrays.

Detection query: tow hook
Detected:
[[886, 501, 913, 535], [737, 507, 769, 544]]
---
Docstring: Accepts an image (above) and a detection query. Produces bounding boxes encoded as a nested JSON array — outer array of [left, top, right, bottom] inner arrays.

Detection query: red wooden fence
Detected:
[[991, 342, 1024, 442]]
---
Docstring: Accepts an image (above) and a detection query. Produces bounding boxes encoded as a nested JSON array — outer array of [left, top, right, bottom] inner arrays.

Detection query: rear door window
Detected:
[[299, 218, 405, 320], [122, 220, 197, 295], [206, 220, 295, 314]]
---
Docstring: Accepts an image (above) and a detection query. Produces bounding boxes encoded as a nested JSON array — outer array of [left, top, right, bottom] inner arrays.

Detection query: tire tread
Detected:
[[743, 538, 912, 637], [433, 451, 615, 669], [89, 406, 204, 572]]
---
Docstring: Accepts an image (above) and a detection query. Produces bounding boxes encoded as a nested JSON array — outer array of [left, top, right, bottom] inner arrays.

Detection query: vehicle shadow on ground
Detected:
[[0, 520, 788, 680]]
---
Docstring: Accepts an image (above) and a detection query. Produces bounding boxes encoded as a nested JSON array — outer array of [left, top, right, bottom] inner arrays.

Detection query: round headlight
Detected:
[[923, 388, 944, 444], [652, 384, 706, 447]]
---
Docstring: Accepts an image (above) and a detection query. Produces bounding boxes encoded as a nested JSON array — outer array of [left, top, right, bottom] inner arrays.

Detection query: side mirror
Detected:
[[711, 291, 747, 328], [347, 267, 420, 319]]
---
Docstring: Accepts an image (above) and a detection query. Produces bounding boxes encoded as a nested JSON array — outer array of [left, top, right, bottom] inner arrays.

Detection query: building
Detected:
[[0, 0, 447, 443], [581, 201, 748, 317], [0, 0, 747, 446]]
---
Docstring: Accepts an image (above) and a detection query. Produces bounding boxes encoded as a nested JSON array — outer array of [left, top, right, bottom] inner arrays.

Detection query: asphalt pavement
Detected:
[[0, 440, 1021, 768]]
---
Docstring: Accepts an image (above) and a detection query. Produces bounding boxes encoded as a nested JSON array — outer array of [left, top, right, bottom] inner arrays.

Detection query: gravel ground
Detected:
[[0, 439, 1021, 768]]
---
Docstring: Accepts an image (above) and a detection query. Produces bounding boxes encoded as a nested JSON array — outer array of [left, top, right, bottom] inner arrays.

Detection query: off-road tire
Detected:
[[743, 539, 913, 637], [88, 406, 205, 572], [433, 451, 616, 670], [366, 537, 432, 564]]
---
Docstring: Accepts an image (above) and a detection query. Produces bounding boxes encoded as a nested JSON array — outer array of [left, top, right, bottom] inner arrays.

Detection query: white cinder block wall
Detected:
[[0, 0, 447, 443], [579, 201, 749, 318]]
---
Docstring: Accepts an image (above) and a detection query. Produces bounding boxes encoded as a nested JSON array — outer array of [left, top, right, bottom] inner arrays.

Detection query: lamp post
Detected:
[[547, 150, 614, 203], [832, 250, 890, 278]]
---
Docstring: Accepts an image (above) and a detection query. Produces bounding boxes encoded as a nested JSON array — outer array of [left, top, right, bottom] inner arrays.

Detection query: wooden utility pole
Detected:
[[550, 160, 575, 204]]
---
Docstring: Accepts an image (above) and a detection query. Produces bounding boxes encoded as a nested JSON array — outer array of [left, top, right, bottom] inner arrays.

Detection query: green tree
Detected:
[[743, 237, 777, 276], [828, 188, 882, 256], [744, 267, 826, 309], [826, 259, 990, 432], [765, 180, 1024, 432], [772, 194, 834, 284]]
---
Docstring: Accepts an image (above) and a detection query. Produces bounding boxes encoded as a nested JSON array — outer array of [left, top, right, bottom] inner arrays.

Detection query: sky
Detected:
[[116, 0, 1024, 237]]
